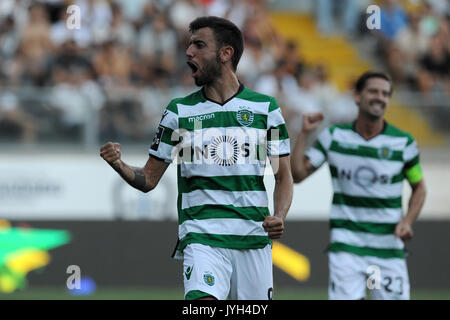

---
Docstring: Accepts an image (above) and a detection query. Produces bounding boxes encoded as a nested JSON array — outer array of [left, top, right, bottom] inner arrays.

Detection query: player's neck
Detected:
[[203, 72, 240, 105], [354, 116, 385, 140]]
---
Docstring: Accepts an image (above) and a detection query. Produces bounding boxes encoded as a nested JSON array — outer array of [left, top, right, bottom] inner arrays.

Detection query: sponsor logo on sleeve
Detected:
[[151, 126, 165, 151]]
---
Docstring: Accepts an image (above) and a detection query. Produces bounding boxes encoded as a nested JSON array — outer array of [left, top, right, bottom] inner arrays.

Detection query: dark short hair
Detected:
[[355, 71, 393, 95], [189, 16, 244, 71]]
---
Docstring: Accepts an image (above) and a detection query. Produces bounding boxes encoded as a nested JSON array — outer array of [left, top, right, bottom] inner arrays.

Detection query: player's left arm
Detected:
[[263, 156, 294, 239], [395, 178, 427, 242]]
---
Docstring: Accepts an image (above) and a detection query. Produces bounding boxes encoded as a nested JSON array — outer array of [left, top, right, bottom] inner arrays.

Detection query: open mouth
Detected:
[[187, 61, 199, 76]]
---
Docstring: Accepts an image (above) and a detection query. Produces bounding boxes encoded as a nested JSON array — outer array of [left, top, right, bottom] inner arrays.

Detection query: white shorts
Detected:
[[182, 243, 273, 300], [329, 251, 410, 300]]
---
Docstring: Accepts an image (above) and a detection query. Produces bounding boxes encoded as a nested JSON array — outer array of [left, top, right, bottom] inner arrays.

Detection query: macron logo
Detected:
[[188, 113, 215, 123]]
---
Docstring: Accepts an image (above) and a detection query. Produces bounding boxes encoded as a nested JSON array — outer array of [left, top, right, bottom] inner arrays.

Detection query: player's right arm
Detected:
[[291, 112, 324, 183], [100, 142, 169, 193]]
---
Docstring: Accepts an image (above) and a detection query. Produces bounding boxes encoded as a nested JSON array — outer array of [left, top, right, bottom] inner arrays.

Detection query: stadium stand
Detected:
[[0, 0, 448, 147], [269, 9, 447, 146]]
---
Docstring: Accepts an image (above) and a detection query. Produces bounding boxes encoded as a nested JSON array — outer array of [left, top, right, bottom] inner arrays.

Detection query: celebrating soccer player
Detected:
[[291, 71, 426, 300], [100, 16, 293, 300]]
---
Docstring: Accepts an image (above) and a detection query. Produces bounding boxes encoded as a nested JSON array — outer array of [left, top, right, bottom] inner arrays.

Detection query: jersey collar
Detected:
[[352, 120, 388, 141], [201, 82, 244, 106]]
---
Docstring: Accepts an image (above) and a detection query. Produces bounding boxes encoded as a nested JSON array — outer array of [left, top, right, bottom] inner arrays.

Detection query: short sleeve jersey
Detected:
[[149, 84, 290, 255], [306, 122, 423, 259]]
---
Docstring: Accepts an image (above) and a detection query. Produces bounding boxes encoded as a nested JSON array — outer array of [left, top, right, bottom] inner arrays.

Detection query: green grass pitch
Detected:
[[2, 287, 450, 300]]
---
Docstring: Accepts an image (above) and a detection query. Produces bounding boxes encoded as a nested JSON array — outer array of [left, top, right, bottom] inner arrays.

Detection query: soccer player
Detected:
[[100, 16, 293, 300], [291, 71, 426, 300]]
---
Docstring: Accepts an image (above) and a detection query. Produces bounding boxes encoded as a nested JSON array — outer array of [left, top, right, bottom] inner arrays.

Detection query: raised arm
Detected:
[[100, 142, 169, 193], [263, 156, 293, 239], [291, 112, 324, 183]]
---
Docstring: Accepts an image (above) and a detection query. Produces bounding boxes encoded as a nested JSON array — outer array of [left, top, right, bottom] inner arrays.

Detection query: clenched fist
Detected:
[[100, 142, 121, 167], [395, 219, 413, 242], [263, 216, 285, 239], [301, 112, 324, 133]]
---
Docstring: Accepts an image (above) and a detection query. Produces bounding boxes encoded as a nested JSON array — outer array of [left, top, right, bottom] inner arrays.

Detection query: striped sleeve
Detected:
[[267, 98, 290, 157], [148, 100, 180, 163], [403, 137, 423, 184], [305, 127, 332, 168]]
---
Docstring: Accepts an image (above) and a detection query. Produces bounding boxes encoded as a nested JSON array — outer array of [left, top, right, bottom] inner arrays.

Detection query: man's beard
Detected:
[[194, 52, 222, 86]]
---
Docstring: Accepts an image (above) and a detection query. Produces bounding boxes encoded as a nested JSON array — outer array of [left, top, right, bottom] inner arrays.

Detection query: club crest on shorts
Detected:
[[237, 106, 254, 127], [203, 271, 215, 286]]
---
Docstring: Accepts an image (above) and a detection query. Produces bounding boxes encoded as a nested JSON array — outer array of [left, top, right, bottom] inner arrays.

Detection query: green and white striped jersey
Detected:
[[149, 84, 290, 255], [306, 122, 423, 259]]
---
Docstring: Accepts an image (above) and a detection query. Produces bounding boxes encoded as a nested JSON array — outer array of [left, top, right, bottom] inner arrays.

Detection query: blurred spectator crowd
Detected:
[[373, 0, 449, 95], [315, 0, 449, 93], [0, 0, 448, 145]]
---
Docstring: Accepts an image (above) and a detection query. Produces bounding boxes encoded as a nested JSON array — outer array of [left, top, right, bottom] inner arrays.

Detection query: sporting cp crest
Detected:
[[203, 271, 215, 286], [236, 106, 254, 126], [378, 146, 393, 159]]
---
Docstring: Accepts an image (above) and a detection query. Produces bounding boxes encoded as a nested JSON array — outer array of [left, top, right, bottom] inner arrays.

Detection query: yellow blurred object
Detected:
[[0, 274, 17, 293], [399, 0, 424, 14], [386, 102, 446, 146], [6, 249, 51, 275], [0, 220, 11, 230], [269, 12, 371, 91], [272, 241, 310, 282]]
